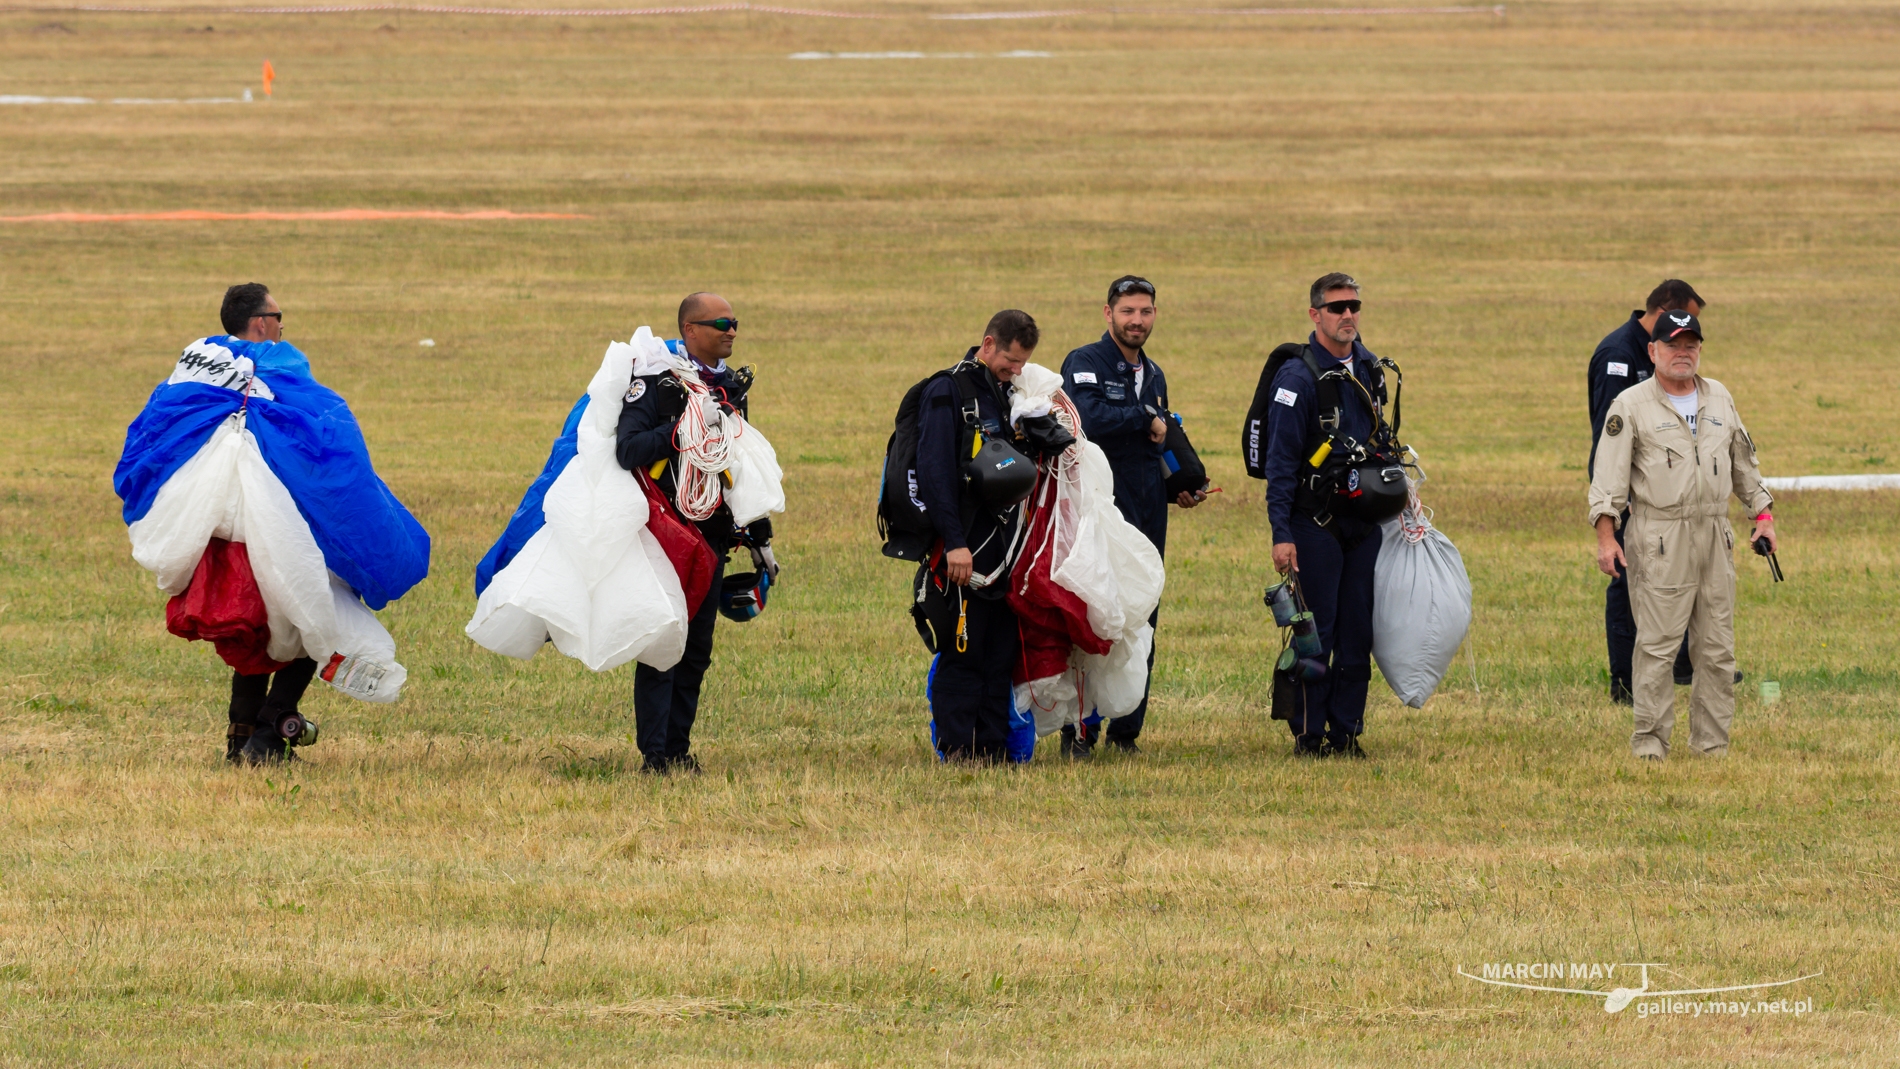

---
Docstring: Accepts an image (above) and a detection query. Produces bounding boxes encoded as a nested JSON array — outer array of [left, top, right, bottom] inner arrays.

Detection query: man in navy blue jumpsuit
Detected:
[[1588, 280, 1704, 703], [913, 310, 1037, 761], [615, 292, 778, 775], [1261, 273, 1388, 759], [1058, 276, 1205, 757]]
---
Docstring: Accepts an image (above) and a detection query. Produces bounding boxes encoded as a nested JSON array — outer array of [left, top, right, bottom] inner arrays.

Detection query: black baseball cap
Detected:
[[1652, 310, 1703, 343]]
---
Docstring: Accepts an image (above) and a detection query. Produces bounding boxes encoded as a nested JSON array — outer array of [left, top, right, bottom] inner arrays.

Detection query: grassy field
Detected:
[[3, 1, 1899, 1064]]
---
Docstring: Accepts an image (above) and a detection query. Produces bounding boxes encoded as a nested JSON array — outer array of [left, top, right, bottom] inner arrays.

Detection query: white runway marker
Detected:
[[1, 95, 96, 105], [1762, 474, 1900, 491]]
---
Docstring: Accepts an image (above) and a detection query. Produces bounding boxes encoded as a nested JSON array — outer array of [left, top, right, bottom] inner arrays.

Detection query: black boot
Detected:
[[1609, 677, 1634, 705], [239, 728, 291, 765], [1326, 736, 1368, 760], [226, 723, 252, 764], [1059, 724, 1094, 760]]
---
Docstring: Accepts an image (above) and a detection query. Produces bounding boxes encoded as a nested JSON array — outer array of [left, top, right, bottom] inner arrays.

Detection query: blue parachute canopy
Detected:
[[113, 337, 431, 610]]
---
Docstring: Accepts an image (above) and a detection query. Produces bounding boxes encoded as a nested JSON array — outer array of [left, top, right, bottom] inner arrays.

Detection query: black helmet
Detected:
[[964, 437, 1036, 510], [1337, 461, 1408, 522], [718, 570, 771, 623]]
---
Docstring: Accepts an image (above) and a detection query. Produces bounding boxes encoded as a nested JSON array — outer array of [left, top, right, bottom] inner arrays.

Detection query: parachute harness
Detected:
[[667, 359, 744, 523]]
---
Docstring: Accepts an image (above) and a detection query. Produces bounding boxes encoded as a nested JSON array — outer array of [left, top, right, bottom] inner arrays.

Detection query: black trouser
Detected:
[[634, 559, 723, 761], [927, 590, 1020, 761], [1101, 607, 1159, 744], [1606, 516, 1691, 691], [1286, 514, 1377, 747], [229, 657, 318, 729]]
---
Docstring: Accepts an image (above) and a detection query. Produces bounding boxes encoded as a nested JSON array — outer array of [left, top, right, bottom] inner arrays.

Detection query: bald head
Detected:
[[677, 291, 737, 365], [677, 292, 720, 332]]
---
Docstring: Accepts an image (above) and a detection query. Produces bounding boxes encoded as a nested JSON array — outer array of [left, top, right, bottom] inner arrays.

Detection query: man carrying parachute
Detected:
[[879, 310, 1164, 762], [113, 284, 431, 765], [467, 293, 785, 775]]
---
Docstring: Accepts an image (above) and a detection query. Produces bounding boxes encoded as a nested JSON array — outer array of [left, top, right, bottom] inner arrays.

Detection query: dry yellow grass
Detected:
[[2, 2, 1899, 1064]]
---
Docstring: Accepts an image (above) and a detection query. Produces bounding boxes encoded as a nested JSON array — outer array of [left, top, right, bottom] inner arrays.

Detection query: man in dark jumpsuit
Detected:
[[615, 292, 778, 774], [1261, 273, 1389, 759], [913, 310, 1037, 761], [1588, 280, 1704, 704], [1057, 276, 1204, 757], [215, 283, 321, 765]]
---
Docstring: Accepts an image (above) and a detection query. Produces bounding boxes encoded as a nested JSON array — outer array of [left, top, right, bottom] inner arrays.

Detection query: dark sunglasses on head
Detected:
[[1110, 278, 1156, 300], [1316, 299, 1362, 315], [689, 317, 739, 332], [252, 311, 283, 321]]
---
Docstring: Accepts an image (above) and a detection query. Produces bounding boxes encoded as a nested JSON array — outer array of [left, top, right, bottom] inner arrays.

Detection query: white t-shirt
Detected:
[[1668, 389, 1699, 435]]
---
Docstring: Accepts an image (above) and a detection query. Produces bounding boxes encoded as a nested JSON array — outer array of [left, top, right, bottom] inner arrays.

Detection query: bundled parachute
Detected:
[[1004, 364, 1165, 738], [1371, 472, 1472, 708], [466, 327, 783, 671], [113, 337, 431, 701]]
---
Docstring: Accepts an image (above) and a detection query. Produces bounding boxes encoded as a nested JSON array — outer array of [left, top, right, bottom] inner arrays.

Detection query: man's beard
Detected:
[[1112, 326, 1148, 351]]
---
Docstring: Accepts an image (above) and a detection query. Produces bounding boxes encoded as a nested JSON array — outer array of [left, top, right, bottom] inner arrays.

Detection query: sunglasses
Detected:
[[252, 311, 283, 321], [1110, 279, 1156, 299], [1316, 299, 1362, 315], [689, 317, 739, 332]]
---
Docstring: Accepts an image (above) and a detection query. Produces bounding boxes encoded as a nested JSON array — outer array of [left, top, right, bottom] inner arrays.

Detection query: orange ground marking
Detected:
[[0, 209, 590, 222]]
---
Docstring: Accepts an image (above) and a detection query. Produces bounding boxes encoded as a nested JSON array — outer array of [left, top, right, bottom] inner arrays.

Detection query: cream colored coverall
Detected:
[[1588, 375, 1772, 758]]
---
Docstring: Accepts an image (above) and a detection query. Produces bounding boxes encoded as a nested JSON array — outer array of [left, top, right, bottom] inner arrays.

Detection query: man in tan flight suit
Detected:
[[1588, 310, 1777, 759]]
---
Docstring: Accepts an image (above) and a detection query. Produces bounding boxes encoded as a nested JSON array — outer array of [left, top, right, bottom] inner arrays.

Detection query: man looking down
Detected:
[[912, 310, 1038, 762]]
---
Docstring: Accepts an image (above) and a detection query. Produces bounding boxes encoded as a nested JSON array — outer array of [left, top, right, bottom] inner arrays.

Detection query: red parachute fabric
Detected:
[[1008, 468, 1110, 685], [636, 470, 718, 619], [165, 538, 291, 675]]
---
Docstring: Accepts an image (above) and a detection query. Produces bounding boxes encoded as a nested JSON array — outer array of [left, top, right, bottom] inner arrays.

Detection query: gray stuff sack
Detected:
[[1371, 507, 1472, 708]]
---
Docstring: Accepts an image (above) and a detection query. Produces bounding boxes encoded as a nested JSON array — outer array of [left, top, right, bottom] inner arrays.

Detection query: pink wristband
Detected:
[[1755, 512, 1772, 522]]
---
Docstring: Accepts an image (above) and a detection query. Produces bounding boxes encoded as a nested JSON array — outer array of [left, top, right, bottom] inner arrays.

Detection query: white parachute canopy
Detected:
[[126, 412, 408, 702], [465, 328, 694, 672], [1006, 363, 1165, 735]]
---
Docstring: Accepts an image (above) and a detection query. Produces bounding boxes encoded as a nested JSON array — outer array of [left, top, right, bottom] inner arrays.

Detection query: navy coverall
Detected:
[[1061, 332, 1171, 743], [1587, 311, 1690, 695], [616, 358, 772, 765], [1261, 334, 1383, 748], [914, 353, 1021, 761]]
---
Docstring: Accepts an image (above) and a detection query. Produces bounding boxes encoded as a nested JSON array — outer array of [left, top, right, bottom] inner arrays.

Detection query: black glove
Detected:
[[1014, 413, 1076, 458]]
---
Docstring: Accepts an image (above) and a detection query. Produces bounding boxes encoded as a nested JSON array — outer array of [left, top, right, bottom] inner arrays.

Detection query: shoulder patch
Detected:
[[1073, 371, 1098, 384], [1274, 387, 1298, 407], [1605, 414, 1624, 437], [1606, 361, 1629, 377], [624, 378, 646, 403]]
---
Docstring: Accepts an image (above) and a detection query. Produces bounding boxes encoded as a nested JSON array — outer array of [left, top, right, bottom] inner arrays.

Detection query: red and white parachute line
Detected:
[[668, 372, 741, 522], [1396, 448, 1433, 544], [1014, 390, 1087, 590], [1014, 389, 1090, 725]]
